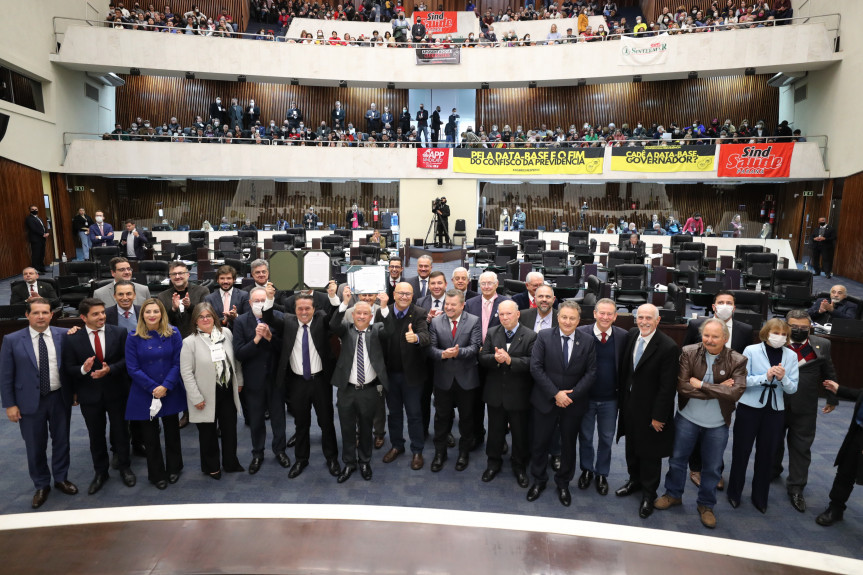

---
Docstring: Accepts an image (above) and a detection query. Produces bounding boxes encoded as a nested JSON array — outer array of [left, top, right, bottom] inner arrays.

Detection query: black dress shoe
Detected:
[[249, 457, 264, 475], [526, 483, 546, 502], [481, 468, 500, 482], [32, 487, 50, 509], [550, 455, 561, 472], [337, 465, 356, 483], [288, 460, 309, 479], [327, 459, 341, 477], [111, 453, 120, 470], [515, 470, 529, 488], [816, 506, 844, 526], [431, 452, 447, 472], [178, 413, 189, 429], [209, 471, 222, 480], [155, 480, 168, 490], [132, 443, 147, 457], [578, 469, 594, 490], [753, 500, 767, 514], [168, 472, 180, 484], [447, 433, 456, 448], [558, 486, 572, 507], [54, 480, 78, 495], [455, 452, 469, 471], [639, 498, 654, 518], [287, 433, 297, 448], [88, 472, 109, 495], [276, 452, 291, 468], [120, 468, 137, 487], [789, 492, 806, 513], [615, 480, 641, 497], [727, 496, 740, 509], [596, 475, 609, 496], [359, 462, 373, 480]]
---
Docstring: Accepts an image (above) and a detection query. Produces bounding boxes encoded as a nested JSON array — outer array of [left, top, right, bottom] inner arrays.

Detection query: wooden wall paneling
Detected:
[[477, 76, 780, 135], [9, 72, 36, 111], [64, 176, 121, 232], [115, 76, 408, 134], [50, 173, 77, 261], [0, 158, 50, 279], [834, 172, 863, 283]]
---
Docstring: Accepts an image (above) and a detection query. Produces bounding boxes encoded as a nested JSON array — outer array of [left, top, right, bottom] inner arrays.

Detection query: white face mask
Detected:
[[251, 302, 264, 318], [714, 304, 733, 321], [767, 334, 787, 349], [95, 216, 104, 223]]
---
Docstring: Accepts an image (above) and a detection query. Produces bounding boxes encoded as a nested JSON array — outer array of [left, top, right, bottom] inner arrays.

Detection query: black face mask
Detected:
[[30, 209, 38, 215], [790, 327, 809, 343]]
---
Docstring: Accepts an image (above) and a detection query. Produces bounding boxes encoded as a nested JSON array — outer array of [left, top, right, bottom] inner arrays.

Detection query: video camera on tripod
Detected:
[[432, 198, 444, 213]]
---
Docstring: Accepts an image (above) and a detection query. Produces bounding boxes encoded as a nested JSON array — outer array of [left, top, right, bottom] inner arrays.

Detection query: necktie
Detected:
[[601, 332, 607, 344], [124, 311, 130, 319], [29, 283, 36, 297], [634, 338, 645, 368], [530, 299, 537, 309], [505, 330, 514, 343], [99, 225, 104, 236], [38, 333, 50, 396], [561, 335, 570, 370], [434, 300, 440, 308], [356, 330, 366, 386], [223, 290, 231, 314], [482, 299, 492, 341], [421, 279, 427, 298], [93, 329, 104, 363], [302, 324, 312, 380], [451, 319, 458, 338]]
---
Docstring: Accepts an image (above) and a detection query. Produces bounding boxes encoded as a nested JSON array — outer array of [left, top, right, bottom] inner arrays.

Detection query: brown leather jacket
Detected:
[[678, 343, 748, 427]]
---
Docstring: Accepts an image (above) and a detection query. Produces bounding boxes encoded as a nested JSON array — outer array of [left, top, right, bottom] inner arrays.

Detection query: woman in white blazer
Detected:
[[181, 302, 244, 479]]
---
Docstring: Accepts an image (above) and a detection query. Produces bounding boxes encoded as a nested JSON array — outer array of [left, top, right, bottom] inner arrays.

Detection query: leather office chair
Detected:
[[742, 252, 778, 290], [541, 250, 569, 278], [673, 250, 703, 288], [518, 229, 539, 251], [607, 250, 637, 282], [613, 264, 650, 312], [476, 227, 496, 238], [734, 244, 765, 270], [670, 234, 694, 253], [523, 239, 546, 263], [769, 269, 814, 316]]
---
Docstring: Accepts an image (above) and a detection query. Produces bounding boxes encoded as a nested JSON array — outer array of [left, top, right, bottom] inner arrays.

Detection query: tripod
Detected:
[[424, 213, 439, 248]]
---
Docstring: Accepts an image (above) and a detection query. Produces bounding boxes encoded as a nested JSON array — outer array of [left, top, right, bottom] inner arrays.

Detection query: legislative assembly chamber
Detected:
[[1, 1, 862, 573]]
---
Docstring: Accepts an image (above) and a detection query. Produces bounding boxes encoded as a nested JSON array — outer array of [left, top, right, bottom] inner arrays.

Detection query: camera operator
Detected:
[[433, 197, 451, 248]]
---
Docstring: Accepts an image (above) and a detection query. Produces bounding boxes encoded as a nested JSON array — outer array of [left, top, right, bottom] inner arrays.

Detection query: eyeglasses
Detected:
[[115, 267, 132, 273], [394, 292, 412, 297], [169, 271, 188, 277], [479, 281, 497, 287]]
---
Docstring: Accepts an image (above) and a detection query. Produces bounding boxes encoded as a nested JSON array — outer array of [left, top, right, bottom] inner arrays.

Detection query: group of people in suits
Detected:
[[2, 254, 862, 531], [68, 208, 153, 262]]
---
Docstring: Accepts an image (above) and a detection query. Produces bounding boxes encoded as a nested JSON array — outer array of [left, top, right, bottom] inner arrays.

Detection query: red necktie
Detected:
[[93, 330, 104, 363], [29, 283, 37, 297], [451, 320, 458, 338], [601, 332, 607, 344], [530, 299, 537, 308]]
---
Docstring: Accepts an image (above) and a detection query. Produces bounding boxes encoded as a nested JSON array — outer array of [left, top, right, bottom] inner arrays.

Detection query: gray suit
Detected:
[[94, 281, 151, 308], [407, 275, 431, 302]]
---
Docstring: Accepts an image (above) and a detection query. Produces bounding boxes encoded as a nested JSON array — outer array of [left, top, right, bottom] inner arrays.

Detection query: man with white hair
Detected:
[[450, 267, 478, 300], [512, 271, 555, 311]]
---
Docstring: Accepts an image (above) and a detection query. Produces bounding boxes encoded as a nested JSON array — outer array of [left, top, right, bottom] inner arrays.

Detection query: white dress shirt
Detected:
[[80, 326, 106, 374], [289, 318, 323, 376], [633, 329, 657, 365], [126, 230, 137, 257], [593, 323, 611, 342], [29, 327, 61, 391], [348, 326, 377, 385]]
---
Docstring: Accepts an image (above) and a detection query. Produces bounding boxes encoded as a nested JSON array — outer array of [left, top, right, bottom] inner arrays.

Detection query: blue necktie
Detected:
[[506, 330, 514, 343], [561, 335, 569, 371], [38, 333, 50, 396], [356, 330, 366, 386], [634, 338, 645, 368], [302, 324, 311, 380]]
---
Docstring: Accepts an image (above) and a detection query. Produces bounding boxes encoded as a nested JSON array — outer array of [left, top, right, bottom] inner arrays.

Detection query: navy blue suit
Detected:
[[119, 229, 151, 259], [512, 291, 559, 311], [0, 326, 73, 489], [464, 294, 512, 342], [89, 222, 115, 247]]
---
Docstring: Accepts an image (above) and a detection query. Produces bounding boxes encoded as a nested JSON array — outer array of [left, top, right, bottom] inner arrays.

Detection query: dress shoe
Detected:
[[826, 274, 833, 279], [88, 472, 109, 495], [577, 469, 594, 490], [225, 464, 245, 473], [374, 435, 386, 450], [549, 455, 561, 472], [276, 452, 291, 468], [615, 480, 641, 497], [526, 483, 546, 502], [789, 492, 807, 513], [209, 471, 222, 480], [639, 498, 654, 519], [249, 457, 264, 475], [654, 494, 682, 510], [502, 442, 509, 455], [596, 475, 609, 496], [337, 465, 356, 483], [447, 433, 456, 448], [288, 460, 309, 479], [168, 472, 180, 484], [481, 467, 500, 483], [752, 499, 767, 514], [120, 468, 137, 487], [515, 470, 529, 488], [697, 505, 717, 529], [558, 486, 572, 507], [410, 453, 425, 470], [717, 476, 725, 491], [727, 496, 740, 509], [111, 453, 120, 470], [327, 459, 342, 477], [178, 413, 189, 429], [431, 452, 447, 472], [455, 452, 470, 471], [359, 462, 373, 480], [689, 471, 701, 487], [32, 487, 50, 509], [132, 443, 147, 457], [155, 480, 168, 490], [287, 433, 297, 448], [382, 447, 404, 464], [816, 506, 844, 526], [54, 480, 78, 495]]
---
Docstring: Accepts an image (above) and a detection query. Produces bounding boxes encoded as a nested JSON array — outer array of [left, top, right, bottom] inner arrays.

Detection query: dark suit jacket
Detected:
[[431, 110, 442, 130], [529, 328, 596, 415], [683, 317, 754, 354], [810, 225, 836, 249], [519, 308, 558, 331], [784, 335, 838, 413], [375, 303, 430, 383], [576, 324, 628, 399], [416, 109, 429, 127], [807, 298, 858, 323], [329, 308, 389, 390], [61, 325, 128, 405], [205, 288, 251, 321], [622, 241, 646, 256], [10, 281, 60, 308], [511, 291, 560, 311], [233, 310, 282, 391], [0, 326, 72, 415], [428, 312, 481, 391], [833, 385, 863, 476], [157, 283, 211, 338], [209, 101, 227, 125], [479, 324, 536, 410], [282, 290, 332, 315], [331, 108, 346, 129], [385, 275, 404, 301], [263, 304, 337, 388], [105, 304, 141, 327], [89, 222, 115, 247], [406, 275, 431, 302], [346, 210, 365, 228], [464, 294, 512, 339], [119, 229, 151, 259], [26, 214, 47, 243], [228, 104, 244, 128], [616, 328, 681, 459], [416, 293, 446, 314]]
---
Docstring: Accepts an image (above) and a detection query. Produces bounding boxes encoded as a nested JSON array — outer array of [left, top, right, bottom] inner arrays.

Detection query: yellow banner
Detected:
[[452, 148, 604, 175], [610, 145, 716, 172]]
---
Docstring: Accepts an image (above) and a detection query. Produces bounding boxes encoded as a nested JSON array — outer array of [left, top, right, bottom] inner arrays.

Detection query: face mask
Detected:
[[214, 121, 219, 127], [403, 109, 407, 113], [216, 99, 221, 104], [789, 327, 808, 343], [95, 216, 104, 223], [637, 124, 643, 128], [270, 123, 275, 127], [30, 209, 38, 215], [767, 334, 787, 349], [819, 222, 826, 227], [714, 304, 733, 321]]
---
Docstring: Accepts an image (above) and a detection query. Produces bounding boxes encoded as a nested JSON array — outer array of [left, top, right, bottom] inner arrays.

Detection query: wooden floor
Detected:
[[0, 516, 838, 575]]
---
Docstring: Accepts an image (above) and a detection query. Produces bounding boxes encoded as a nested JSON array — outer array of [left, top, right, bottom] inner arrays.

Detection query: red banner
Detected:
[[718, 143, 794, 178], [413, 11, 458, 35], [417, 147, 450, 169]]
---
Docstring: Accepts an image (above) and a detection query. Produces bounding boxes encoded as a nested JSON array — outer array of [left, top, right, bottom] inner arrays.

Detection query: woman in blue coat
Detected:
[[126, 298, 186, 490], [727, 318, 799, 513]]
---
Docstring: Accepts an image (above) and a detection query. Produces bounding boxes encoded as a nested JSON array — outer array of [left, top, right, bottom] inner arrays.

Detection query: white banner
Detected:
[[618, 35, 670, 66]]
